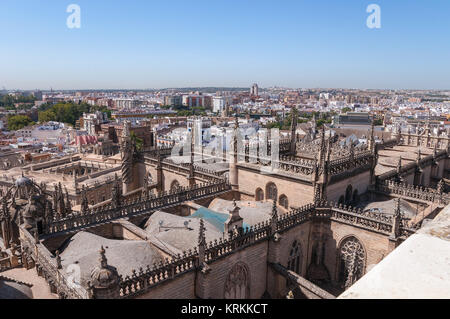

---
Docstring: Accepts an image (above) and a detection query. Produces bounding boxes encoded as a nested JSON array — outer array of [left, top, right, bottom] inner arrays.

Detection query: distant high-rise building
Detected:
[[250, 83, 259, 96], [164, 95, 182, 107], [32, 90, 43, 101]]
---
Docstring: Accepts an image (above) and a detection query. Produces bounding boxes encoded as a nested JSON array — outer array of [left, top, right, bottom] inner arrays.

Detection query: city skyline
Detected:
[[1, 0, 450, 90]]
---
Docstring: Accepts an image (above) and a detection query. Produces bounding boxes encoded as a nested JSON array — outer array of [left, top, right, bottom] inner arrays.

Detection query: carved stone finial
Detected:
[[56, 250, 62, 269], [271, 198, 278, 220], [394, 198, 401, 218], [99, 246, 107, 268], [437, 179, 445, 195], [198, 219, 206, 247]]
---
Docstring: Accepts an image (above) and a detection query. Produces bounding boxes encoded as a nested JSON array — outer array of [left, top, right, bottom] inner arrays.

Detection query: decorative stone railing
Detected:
[[327, 151, 374, 176], [0, 256, 12, 272], [377, 149, 449, 182], [142, 146, 174, 158], [119, 250, 198, 299], [374, 180, 449, 205], [20, 226, 90, 299], [378, 138, 399, 150], [115, 201, 415, 299], [41, 180, 232, 237]]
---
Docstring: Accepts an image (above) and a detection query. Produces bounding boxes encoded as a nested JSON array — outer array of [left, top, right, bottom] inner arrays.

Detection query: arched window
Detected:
[[170, 180, 180, 192], [287, 240, 302, 275], [266, 183, 278, 201], [338, 236, 366, 290], [224, 263, 250, 299], [345, 185, 353, 204], [279, 195, 289, 209], [255, 188, 264, 201]]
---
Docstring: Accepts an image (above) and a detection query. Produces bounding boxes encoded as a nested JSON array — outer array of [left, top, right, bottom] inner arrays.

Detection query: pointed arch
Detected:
[[224, 262, 250, 299], [279, 194, 289, 209], [255, 188, 264, 201], [287, 240, 302, 275], [337, 236, 366, 290], [170, 180, 180, 192], [265, 182, 278, 201]]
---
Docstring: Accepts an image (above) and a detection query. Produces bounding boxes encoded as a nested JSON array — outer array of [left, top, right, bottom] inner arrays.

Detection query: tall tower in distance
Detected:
[[250, 83, 259, 97]]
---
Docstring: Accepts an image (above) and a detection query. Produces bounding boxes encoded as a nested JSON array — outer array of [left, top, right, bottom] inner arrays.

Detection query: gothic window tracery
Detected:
[[279, 195, 289, 209], [287, 240, 302, 275], [338, 236, 366, 290], [224, 263, 250, 299], [266, 183, 278, 201], [170, 180, 180, 192], [255, 188, 264, 201]]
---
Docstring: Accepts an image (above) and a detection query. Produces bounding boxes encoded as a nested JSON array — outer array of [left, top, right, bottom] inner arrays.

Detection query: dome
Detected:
[[15, 176, 32, 187], [90, 247, 120, 289]]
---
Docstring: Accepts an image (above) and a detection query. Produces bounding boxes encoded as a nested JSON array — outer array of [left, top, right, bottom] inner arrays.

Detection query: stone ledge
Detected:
[[338, 203, 450, 299]]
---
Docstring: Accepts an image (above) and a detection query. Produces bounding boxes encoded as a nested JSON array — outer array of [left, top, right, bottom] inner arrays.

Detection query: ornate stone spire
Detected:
[[64, 186, 72, 215], [437, 179, 445, 195], [224, 197, 243, 236], [198, 218, 206, 247], [290, 107, 298, 154], [397, 156, 402, 173], [81, 185, 89, 214], [317, 126, 327, 167], [111, 173, 122, 208], [121, 121, 133, 188], [1, 196, 8, 220], [99, 246, 107, 268], [368, 116, 375, 152], [90, 246, 120, 298], [188, 130, 195, 187], [233, 114, 239, 155], [197, 218, 210, 274], [271, 198, 278, 220], [230, 115, 240, 192], [391, 198, 402, 239], [349, 141, 355, 160], [73, 170, 78, 189]]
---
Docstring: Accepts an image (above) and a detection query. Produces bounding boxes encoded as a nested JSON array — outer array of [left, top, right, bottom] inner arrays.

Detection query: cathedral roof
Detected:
[[0, 276, 33, 299], [208, 199, 276, 226], [144, 211, 223, 253], [58, 232, 164, 286], [357, 198, 417, 219]]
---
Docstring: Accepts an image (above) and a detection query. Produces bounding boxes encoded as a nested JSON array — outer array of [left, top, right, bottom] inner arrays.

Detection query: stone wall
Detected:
[[136, 272, 196, 299], [198, 241, 268, 299], [326, 171, 371, 203], [325, 221, 393, 282], [237, 166, 314, 207]]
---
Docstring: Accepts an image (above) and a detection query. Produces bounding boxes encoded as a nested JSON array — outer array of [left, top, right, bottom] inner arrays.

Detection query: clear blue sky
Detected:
[[0, 0, 449, 90]]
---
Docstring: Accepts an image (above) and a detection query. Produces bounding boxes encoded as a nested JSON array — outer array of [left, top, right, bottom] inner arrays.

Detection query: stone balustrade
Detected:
[[374, 180, 449, 205], [114, 201, 415, 299], [41, 180, 232, 237], [20, 226, 90, 299]]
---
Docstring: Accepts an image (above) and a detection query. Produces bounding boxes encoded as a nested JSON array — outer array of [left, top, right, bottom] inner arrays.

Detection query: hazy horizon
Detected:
[[1, 0, 449, 90]]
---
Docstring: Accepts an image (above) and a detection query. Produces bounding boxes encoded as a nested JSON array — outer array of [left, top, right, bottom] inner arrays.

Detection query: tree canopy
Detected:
[[36, 102, 110, 125], [7, 115, 35, 131]]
